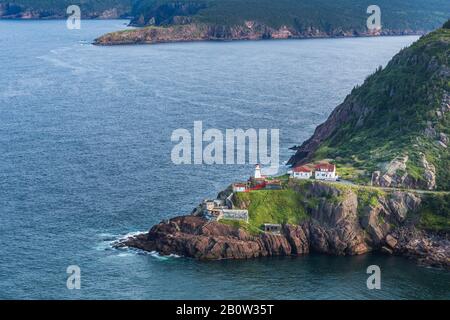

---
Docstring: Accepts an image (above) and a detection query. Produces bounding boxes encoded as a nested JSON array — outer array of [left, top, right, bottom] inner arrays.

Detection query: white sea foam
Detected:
[[98, 230, 182, 260], [148, 251, 181, 260], [117, 252, 133, 257]]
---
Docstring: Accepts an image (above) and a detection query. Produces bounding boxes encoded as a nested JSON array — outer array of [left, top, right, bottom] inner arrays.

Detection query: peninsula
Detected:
[[91, 0, 449, 45], [116, 22, 450, 269], [2, 1, 448, 45]]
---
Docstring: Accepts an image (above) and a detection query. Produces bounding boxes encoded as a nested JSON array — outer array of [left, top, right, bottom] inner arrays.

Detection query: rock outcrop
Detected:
[[94, 22, 424, 45], [294, 182, 370, 255], [389, 227, 450, 269], [117, 215, 309, 260], [370, 154, 436, 190], [116, 181, 449, 269]]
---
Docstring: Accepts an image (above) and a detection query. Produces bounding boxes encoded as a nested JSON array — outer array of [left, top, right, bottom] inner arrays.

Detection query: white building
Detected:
[[254, 164, 262, 179], [290, 166, 312, 179], [232, 183, 247, 192], [314, 164, 337, 181]]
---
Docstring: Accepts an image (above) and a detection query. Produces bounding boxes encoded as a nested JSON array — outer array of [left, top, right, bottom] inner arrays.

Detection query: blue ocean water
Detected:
[[0, 20, 449, 299]]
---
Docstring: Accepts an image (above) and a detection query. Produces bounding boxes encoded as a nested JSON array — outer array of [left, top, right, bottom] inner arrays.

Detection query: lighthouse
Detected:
[[254, 164, 262, 179]]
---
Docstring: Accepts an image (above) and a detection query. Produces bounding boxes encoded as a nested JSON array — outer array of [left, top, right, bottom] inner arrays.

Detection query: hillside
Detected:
[[0, 0, 133, 19], [128, 0, 449, 31], [119, 179, 450, 267], [4, 1, 449, 44], [93, 0, 450, 44], [288, 21, 450, 191], [233, 180, 450, 233]]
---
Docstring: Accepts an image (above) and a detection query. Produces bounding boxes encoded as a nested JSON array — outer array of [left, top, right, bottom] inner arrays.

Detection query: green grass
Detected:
[[356, 188, 385, 215], [417, 193, 450, 232], [419, 210, 450, 232], [219, 219, 262, 235], [336, 163, 368, 184], [234, 189, 309, 230], [226, 180, 449, 234]]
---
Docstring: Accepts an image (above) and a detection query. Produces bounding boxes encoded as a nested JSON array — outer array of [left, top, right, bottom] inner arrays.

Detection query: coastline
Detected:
[[93, 32, 423, 47], [93, 23, 426, 46], [116, 180, 450, 269]]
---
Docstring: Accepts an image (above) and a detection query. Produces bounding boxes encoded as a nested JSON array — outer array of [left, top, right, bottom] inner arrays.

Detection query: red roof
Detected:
[[233, 183, 247, 188], [315, 163, 336, 172], [292, 166, 312, 173]]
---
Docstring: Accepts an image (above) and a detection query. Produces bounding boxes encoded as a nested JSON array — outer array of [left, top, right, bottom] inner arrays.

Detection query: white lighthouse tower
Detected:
[[254, 164, 262, 179]]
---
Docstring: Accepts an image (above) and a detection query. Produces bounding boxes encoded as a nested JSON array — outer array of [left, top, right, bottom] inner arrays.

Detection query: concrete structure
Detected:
[[213, 199, 225, 207], [315, 163, 337, 181], [203, 200, 215, 211], [219, 209, 249, 223], [263, 223, 282, 234], [291, 166, 312, 179]]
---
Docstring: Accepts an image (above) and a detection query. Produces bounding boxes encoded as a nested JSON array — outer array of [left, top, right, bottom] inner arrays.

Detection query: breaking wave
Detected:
[[96, 231, 181, 260]]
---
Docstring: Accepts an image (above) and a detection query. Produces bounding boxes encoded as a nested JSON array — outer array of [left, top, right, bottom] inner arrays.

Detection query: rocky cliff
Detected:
[[116, 181, 449, 269], [94, 22, 422, 45], [92, 0, 450, 45]]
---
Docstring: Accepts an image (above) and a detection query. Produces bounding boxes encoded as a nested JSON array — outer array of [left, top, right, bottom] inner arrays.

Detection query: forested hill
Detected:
[[1, 0, 449, 35], [0, 0, 133, 19], [128, 0, 449, 32], [289, 21, 450, 191]]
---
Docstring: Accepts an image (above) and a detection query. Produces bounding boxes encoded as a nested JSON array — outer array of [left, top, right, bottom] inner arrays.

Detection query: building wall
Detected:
[[315, 171, 336, 180], [293, 172, 311, 179]]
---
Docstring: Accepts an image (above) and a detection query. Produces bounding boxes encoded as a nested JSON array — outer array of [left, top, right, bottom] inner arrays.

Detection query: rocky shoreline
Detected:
[[115, 181, 449, 269], [93, 22, 424, 46]]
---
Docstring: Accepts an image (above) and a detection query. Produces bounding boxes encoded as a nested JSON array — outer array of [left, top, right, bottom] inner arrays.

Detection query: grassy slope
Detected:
[[233, 180, 450, 233], [308, 26, 450, 189], [417, 193, 450, 232], [234, 189, 309, 230]]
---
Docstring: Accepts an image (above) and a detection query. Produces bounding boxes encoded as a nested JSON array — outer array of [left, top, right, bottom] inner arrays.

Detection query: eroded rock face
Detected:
[[360, 191, 421, 248], [371, 156, 409, 188], [283, 224, 310, 255], [94, 21, 423, 45], [370, 154, 437, 190], [117, 182, 447, 269], [390, 228, 450, 269], [118, 215, 310, 260], [305, 184, 369, 255], [421, 154, 436, 190]]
